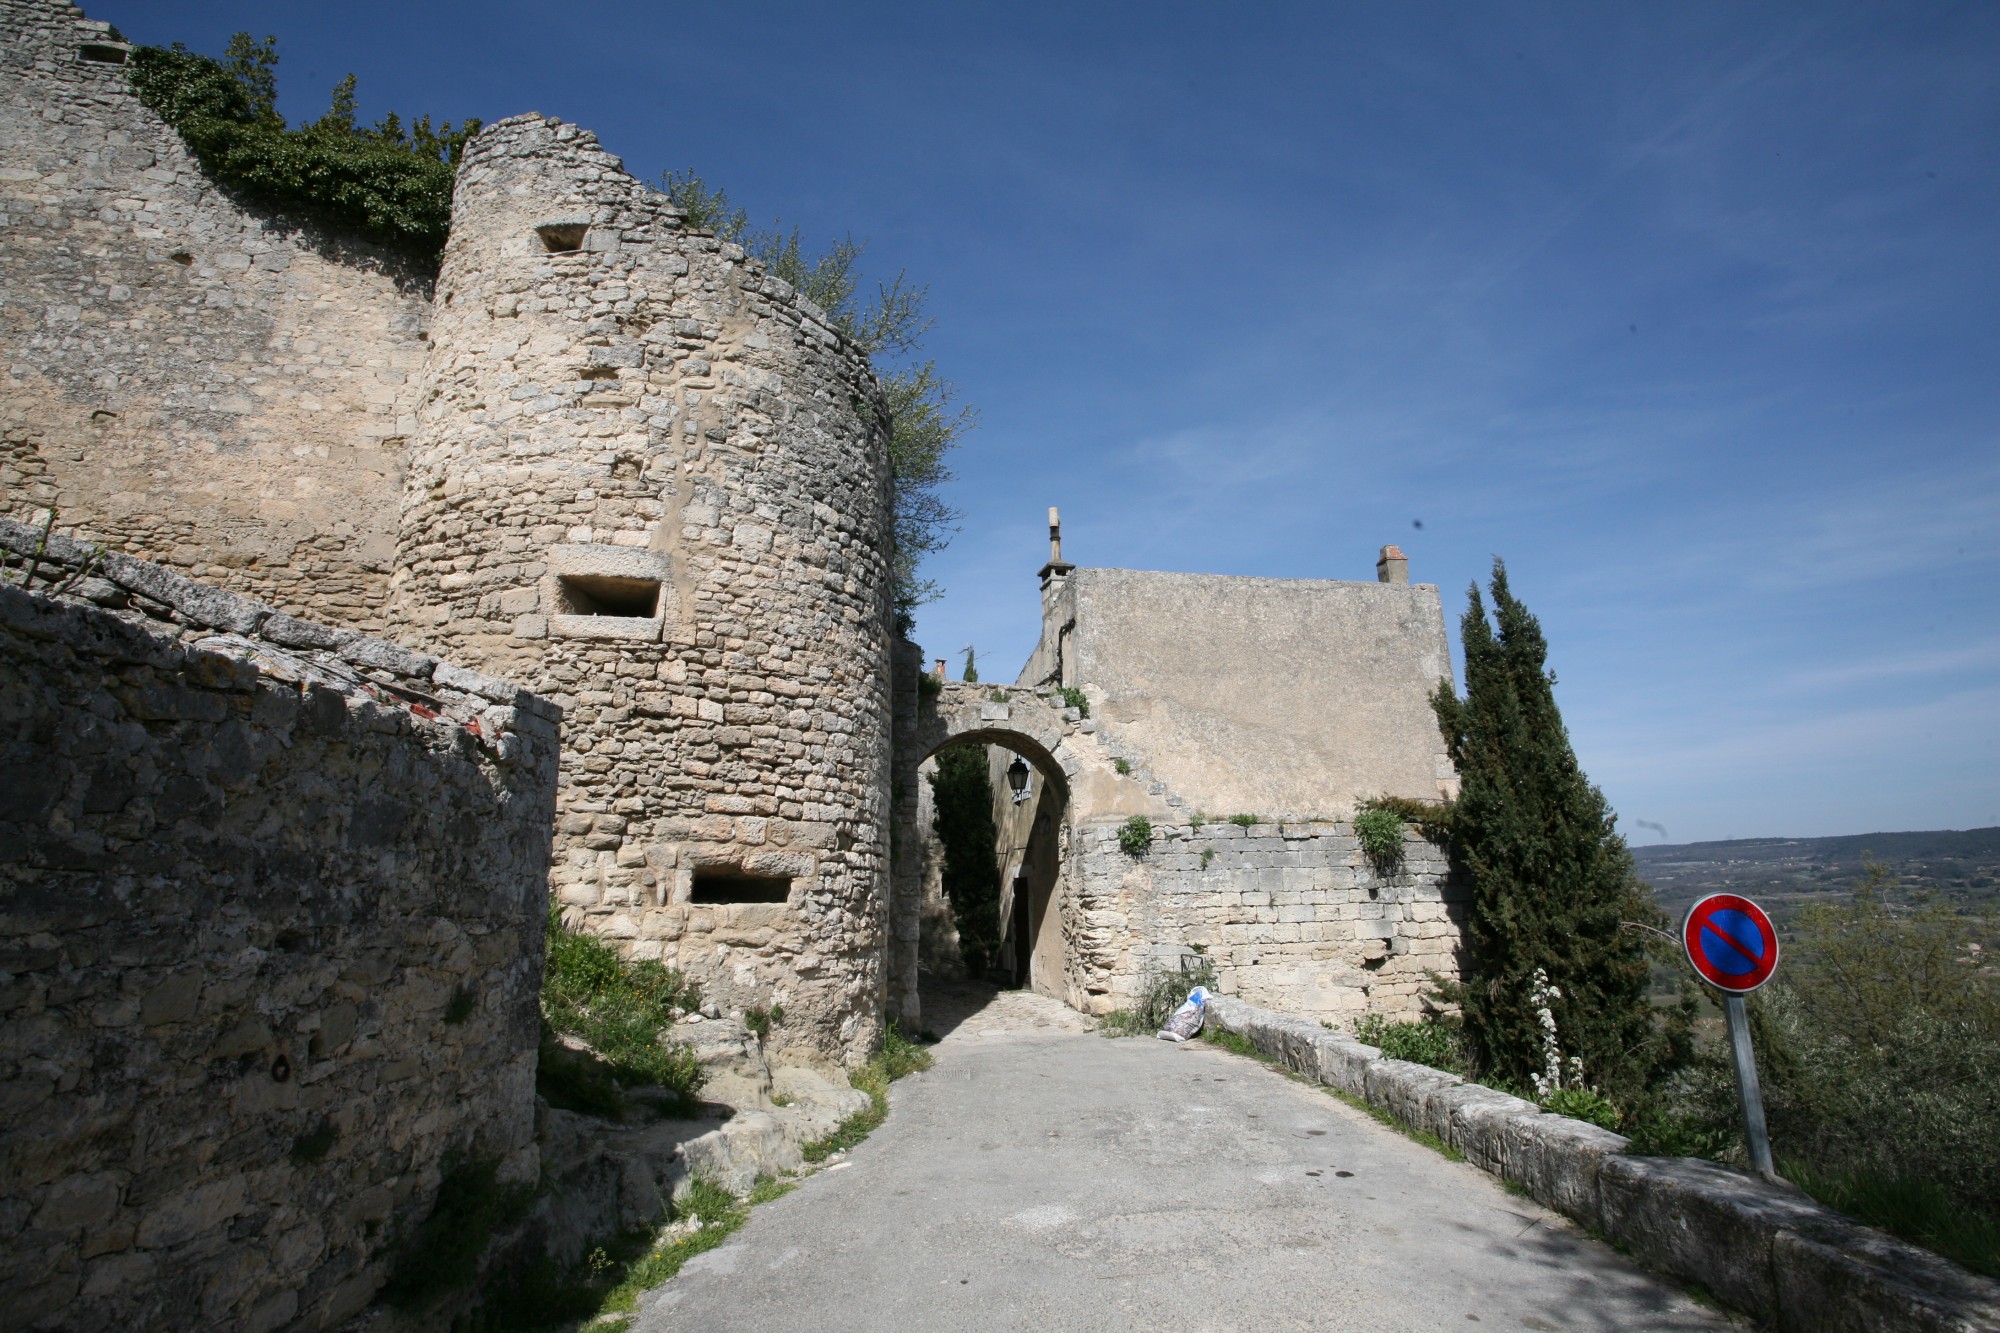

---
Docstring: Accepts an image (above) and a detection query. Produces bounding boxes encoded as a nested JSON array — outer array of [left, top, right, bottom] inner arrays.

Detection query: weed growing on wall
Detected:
[[1228, 814, 1258, 828], [1113, 757, 1132, 775], [539, 906, 705, 1117], [1353, 808, 1405, 875], [1118, 815, 1153, 857], [128, 36, 477, 269], [1058, 686, 1090, 717]]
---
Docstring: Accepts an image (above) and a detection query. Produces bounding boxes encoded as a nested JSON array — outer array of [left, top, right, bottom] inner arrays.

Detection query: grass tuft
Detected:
[[801, 1023, 934, 1163], [539, 904, 705, 1118]]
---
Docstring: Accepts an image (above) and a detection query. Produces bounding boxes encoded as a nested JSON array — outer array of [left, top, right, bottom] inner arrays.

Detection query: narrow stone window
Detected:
[[535, 223, 588, 254], [555, 573, 659, 618], [690, 867, 793, 905], [80, 43, 129, 64]]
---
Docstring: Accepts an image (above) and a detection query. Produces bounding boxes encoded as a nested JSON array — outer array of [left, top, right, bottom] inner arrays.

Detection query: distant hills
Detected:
[[1632, 827, 2000, 927]]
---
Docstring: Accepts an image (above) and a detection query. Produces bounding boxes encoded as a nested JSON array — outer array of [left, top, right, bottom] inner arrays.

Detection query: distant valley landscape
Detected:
[[1633, 826, 2000, 931]]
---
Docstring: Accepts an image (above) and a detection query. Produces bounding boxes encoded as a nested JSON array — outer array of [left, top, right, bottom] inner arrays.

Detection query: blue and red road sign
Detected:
[[1682, 893, 1780, 993]]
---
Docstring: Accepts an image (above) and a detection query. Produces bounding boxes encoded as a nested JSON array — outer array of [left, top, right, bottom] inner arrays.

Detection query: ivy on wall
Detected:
[[128, 35, 478, 270]]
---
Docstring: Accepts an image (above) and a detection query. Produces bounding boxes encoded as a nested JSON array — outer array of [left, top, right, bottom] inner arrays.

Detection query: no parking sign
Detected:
[[1681, 893, 1780, 993], [1681, 891, 1781, 1179]]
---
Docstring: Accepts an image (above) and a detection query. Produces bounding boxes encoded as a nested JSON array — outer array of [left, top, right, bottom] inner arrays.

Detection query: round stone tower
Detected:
[[388, 115, 895, 1062]]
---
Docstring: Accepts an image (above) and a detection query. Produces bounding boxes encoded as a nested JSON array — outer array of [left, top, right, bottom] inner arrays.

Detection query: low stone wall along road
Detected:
[[635, 991, 1732, 1332]]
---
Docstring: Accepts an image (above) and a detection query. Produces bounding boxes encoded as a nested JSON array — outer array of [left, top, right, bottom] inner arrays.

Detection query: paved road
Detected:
[[636, 990, 1734, 1333]]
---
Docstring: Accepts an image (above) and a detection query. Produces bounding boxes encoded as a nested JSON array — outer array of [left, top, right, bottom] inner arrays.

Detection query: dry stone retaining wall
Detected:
[[1203, 993, 2000, 1333], [387, 114, 895, 1061], [0, 520, 558, 1333], [1071, 819, 1462, 1021], [0, 0, 427, 634]]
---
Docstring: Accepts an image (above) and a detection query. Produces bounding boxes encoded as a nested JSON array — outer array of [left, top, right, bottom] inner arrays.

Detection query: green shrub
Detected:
[[743, 1004, 785, 1040], [1057, 686, 1089, 717], [540, 905, 705, 1116], [1357, 793, 1456, 839], [917, 671, 943, 700], [1117, 815, 1153, 857], [1228, 814, 1258, 828], [1353, 808, 1405, 874], [127, 38, 476, 269], [1633, 869, 2000, 1274], [1540, 1086, 1622, 1130], [1353, 1014, 1467, 1075], [1113, 758, 1132, 775], [1100, 956, 1216, 1037]]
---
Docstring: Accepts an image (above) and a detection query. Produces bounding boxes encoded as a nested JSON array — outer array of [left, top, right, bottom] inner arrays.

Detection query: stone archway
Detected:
[[888, 677, 1085, 1029]]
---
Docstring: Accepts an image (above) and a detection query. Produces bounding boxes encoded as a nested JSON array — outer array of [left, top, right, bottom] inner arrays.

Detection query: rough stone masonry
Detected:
[[0, 519, 559, 1332]]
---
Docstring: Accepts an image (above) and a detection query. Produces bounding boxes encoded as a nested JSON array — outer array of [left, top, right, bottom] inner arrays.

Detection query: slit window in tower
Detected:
[[80, 43, 129, 64], [535, 223, 588, 253], [555, 574, 660, 618], [689, 867, 793, 905]]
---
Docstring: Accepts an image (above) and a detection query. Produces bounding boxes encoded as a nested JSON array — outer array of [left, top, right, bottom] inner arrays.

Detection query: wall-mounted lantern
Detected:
[[1006, 754, 1033, 804]]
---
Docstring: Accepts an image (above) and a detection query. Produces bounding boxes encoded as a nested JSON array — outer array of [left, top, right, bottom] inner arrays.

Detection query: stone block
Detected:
[[1362, 1058, 1462, 1131], [1596, 1155, 1828, 1323], [1770, 1217, 2000, 1333], [1497, 1112, 1628, 1233]]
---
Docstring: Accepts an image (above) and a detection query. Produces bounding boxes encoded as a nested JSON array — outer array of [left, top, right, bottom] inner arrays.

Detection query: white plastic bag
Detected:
[[1156, 986, 1209, 1042]]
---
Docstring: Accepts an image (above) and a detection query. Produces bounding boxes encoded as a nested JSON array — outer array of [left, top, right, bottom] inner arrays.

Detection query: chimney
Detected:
[[1038, 505, 1076, 588], [932, 658, 947, 679], [1376, 545, 1409, 584]]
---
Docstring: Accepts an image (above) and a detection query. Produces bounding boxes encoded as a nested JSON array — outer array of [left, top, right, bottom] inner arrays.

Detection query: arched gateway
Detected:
[[887, 668, 1086, 1028]]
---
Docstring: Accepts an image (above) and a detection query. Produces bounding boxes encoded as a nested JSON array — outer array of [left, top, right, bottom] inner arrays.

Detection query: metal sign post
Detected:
[[1681, 893, 1782, 1182]]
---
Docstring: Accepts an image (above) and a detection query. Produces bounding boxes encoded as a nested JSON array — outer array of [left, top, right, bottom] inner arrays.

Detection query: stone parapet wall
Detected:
[[1067, 818, 1464, 1021], [0, 0, 428, 634], [0, 520, 558, 1332], [387, 114, 895, 1061], [1203, 994, 2000, 1333]]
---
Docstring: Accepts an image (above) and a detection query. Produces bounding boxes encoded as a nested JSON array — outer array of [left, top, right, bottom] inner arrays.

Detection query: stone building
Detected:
[[891, 522, 1465, 1027], [1, 0, 893, 1063], [3, 0, 1461, 1060]]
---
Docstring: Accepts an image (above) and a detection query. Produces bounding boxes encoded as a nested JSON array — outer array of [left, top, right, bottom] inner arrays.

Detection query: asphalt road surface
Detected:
[[634, 989, 1734, 1333]]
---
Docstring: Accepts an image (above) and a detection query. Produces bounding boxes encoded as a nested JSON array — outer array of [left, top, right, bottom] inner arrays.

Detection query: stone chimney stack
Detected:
[[1038, 505, 1076, 589], [1376, 544, 1409, 584], [933, 658, 947, 679]]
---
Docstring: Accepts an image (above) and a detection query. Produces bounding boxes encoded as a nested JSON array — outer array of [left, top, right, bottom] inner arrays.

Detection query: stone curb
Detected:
[[0, 516, 562, 748], [1203, 993, 2000, 1333]]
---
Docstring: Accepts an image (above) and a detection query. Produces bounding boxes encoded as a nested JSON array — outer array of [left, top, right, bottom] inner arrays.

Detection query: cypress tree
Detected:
[[1431, 560, 1665, 1106]]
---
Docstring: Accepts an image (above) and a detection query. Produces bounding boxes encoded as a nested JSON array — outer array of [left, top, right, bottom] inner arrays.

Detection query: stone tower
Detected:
[[388, 115, 896, 1060]]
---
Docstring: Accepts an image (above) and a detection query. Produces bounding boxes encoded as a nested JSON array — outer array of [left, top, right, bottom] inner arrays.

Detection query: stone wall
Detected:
[[0, 520, 559, 1332], [387, 115, 896, 1062], [1025, 565, 1460, 820], [0, 0, 427, 634], [1066, 817, 1462, 1021]]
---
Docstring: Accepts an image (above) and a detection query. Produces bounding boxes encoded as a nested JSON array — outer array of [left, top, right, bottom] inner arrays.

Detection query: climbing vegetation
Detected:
[[128, 33, 478, 269]]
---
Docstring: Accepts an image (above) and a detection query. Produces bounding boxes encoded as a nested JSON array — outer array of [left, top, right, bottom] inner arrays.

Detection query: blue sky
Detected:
[[99, 2, 1999, 842]]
